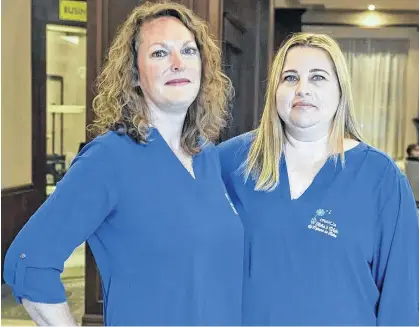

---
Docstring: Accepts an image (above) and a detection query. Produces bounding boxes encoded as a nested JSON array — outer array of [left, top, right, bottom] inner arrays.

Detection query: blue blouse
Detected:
[[4, 129, 244, 326], [218, 132, 419, 326]]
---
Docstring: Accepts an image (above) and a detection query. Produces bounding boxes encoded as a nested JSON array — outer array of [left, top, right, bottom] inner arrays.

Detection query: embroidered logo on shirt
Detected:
[[225, 193, 238, 215], [307, 209, 339, 238]]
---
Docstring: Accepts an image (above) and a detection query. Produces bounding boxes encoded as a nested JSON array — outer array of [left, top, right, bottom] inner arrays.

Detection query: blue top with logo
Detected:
[[4, 129, 244, 326], [217, 131, 419, 326]]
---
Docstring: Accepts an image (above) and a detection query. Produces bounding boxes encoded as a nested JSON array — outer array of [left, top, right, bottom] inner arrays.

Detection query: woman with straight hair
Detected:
[[218, 33, 419, 325]]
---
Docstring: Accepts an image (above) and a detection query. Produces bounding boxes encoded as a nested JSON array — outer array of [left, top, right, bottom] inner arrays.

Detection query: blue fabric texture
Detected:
[[218, 132, 419, 326], [4, 129, 244, 326]]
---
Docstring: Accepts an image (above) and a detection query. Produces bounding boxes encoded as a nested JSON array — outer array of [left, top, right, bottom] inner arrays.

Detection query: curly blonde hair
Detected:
[[89, 1, 232, 154]]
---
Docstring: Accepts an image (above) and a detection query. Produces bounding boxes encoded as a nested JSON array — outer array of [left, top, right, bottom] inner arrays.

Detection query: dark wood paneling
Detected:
[[414, 118, 419, 143], [192, 0, 223, 41], [169, 0, 222, 41], [221, 0, 273, 139], [255, 0, 274, 124], [1, 185, 43, 283], [222, 11, 245, 139], [274, 8, 306, 51], [84, 2, 102, 321]]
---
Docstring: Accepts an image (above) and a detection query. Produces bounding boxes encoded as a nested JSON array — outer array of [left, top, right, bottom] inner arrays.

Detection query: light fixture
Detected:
[[361, 12, 381, 27], [368, 4, 376, 11]]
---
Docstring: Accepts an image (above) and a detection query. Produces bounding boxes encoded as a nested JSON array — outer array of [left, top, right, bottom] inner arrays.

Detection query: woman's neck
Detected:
[[284, 130, 330, 163], [147, 100, 188, 152]]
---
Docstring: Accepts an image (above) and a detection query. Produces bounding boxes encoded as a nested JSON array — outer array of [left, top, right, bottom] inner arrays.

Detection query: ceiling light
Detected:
[[361, 13, 381, 27], [368, 4, 376, 11]]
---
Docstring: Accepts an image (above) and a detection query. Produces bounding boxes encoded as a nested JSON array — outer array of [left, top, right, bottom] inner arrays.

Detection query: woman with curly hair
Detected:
[[4, 2, 243, 326]]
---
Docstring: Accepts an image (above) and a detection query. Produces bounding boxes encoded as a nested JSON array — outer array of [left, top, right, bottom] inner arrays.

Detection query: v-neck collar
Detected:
[[148, 127, 204, 183], [279, 142, 368, 203], [280, 157, 337, 202]]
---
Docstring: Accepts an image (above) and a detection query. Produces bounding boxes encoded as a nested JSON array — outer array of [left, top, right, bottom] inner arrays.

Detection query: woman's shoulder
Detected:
[[92, 130, 133, 147], [360, 143, 404, 178], [216, 131, 255, 175], [217, 131, 255, 157], [84, 130, 138, 153], [347, 142, 407, 193], [71, 131, 135, 168]]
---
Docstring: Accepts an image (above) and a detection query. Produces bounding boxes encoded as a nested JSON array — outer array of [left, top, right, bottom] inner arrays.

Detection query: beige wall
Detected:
[[1, 0, 32, 189]]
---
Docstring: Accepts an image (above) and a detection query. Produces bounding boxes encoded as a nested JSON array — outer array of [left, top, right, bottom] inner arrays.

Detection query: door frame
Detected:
[[1, 0, 87, 282]]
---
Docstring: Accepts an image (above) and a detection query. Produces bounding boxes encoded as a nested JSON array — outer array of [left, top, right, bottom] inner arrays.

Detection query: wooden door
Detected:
[[221, 0, 274, 140]]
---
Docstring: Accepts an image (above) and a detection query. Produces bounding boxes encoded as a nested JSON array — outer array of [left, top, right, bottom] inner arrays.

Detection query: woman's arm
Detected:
[[374, 170, 419, 325], [3, 140, 118, 323], [22, 299, 78, 326]]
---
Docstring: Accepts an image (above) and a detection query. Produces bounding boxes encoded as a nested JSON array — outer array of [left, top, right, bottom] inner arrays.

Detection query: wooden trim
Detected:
[[1, 184, 34, 196], [31, 0, 46, 196], [81, 314, 104, 326], [84, 242, 102, 315], [413, 118, 419, 142], [101, 0, 109, 66], [84, 0, 111, 319], [218, 0, 224, 41], [31, 0, 87, 197], [191, 0, 223, 43], [211, 0, 223, 41]]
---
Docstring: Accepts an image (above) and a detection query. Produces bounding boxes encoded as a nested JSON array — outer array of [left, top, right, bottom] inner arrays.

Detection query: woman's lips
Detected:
[[293, 102, 316, 109], [165, 79, 191, 86]]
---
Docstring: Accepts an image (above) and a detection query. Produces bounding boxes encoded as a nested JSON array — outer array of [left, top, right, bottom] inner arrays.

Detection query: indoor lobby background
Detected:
[[1, 0, 419, 325]]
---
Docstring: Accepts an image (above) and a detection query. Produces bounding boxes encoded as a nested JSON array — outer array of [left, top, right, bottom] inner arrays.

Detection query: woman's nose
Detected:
[[295, 79, 311, 96], [170, 52, 185, 72]]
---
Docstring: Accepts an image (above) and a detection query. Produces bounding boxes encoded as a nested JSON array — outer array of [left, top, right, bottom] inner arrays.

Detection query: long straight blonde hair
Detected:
[[245, 33, 365, 192]]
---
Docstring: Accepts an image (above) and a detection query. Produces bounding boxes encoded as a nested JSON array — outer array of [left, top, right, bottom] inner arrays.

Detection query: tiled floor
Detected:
[[1, 243, 85, 326]]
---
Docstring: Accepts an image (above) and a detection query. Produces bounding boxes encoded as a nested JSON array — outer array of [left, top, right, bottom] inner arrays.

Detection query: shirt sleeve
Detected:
[[3, 140, 118, 304], [373, 166, 419, 325]]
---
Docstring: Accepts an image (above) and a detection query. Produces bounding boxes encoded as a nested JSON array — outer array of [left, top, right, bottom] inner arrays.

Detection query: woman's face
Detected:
[[276, 46, 341, 138], [137, 16, 201, 112]]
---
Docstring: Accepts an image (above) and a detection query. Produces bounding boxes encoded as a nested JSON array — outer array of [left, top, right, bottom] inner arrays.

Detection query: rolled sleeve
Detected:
[[4, 264, 64, 304], [3, 139, 117, 304]]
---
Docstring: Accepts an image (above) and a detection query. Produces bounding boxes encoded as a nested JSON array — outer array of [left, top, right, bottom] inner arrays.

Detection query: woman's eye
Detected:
[[182, 47, 198, 55], [312, 74, 326, 81], [151, 50, 168, 58], [284, 75, 297, 82]]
